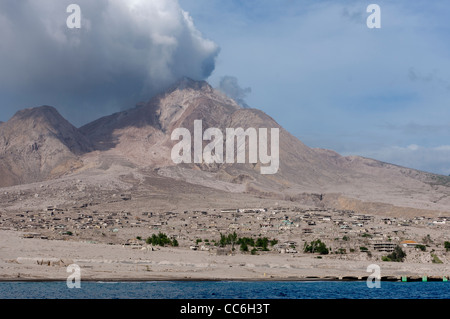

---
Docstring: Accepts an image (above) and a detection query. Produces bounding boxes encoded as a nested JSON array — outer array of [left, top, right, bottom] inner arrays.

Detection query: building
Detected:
[[373, 242, 396, 252], [400, 240, 419, 248]]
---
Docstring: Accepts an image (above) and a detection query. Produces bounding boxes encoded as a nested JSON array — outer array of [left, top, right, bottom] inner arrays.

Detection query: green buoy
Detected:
[[402, 276, 407, 282], [422, 276, 427, 282]]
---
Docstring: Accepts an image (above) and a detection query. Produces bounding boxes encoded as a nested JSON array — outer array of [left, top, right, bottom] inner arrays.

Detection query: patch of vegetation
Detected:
[[270, 239, 278, 246], [240, 242, 249, 252], [415, 244, 426, 252], [256, 237, 270, 251], [218, 232, 277, 253], [360, 246, 369, 252], [303, 239, 329, 255], [431, 253, 443, 264], [382, 246, 406, 262], [146, 232, 177, 247], [361, 233, 372, 238], [236, 236, 254, 247], [444, 241, 450, 252]]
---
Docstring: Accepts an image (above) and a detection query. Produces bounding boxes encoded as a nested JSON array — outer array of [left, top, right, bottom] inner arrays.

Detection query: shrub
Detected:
[[256, 237, 269, 250], [385, 246, 406, 262], [237, 237, 255, 247], [360, 246, 368, 252], [415, 244, 426, 251], [146, 232, 176, 247], [303, 239, 329, 255], [431, 253, 443, 264], [444, 241, 450, 251]]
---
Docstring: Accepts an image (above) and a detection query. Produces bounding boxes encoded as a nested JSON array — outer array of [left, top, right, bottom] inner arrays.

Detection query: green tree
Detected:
[[256, 237, 269, 250], [415, 244, 426, 251], [237, 237, 255, 247], [303, 239, 329, 255], [384, 246, 406, 262], [444, 241, 450, 251], [229, 232, 238, 250], [146, 232, 174, 247]]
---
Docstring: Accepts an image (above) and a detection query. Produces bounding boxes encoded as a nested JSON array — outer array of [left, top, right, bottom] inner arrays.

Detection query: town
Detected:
[[1, 201, 449, 265]]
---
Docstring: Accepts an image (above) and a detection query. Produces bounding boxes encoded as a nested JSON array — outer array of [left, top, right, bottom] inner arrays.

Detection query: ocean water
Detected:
[[0, 281, 449, 299]]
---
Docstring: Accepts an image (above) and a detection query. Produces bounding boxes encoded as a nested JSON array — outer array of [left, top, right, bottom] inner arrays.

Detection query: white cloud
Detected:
[[433, 145, 450, 151]]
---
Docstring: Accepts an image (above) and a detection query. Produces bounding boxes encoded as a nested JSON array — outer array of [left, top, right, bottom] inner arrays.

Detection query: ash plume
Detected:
[[0, 0, 219, 126]]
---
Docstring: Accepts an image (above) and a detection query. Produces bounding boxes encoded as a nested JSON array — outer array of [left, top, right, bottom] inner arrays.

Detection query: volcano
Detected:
[[1, 78, 449, 214]]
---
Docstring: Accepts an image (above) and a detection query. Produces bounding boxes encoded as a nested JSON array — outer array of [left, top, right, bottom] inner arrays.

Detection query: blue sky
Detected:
[[179, 0, 450, 175], [0, 0, 449, 175]]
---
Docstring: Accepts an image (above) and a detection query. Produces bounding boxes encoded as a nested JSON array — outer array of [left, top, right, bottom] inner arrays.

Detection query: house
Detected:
[[221, 209, 238, 213], [400, 240, 419, 248], [373, 243, 396, 252]]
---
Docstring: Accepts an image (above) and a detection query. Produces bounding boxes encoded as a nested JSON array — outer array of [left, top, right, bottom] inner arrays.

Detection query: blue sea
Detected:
[[0, 281, 449, 299]]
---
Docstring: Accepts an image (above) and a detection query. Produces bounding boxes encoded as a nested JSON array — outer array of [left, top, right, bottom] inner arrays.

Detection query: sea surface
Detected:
[[0, 281, 449, 299]]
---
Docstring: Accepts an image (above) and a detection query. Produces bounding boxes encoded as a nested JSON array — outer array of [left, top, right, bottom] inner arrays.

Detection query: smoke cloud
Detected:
[[217, 76, 252, 109], [0, 0, 219, 126]]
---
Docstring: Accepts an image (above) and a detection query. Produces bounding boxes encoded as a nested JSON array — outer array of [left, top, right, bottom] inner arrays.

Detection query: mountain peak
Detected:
[[1, 104, 92, 155], [168, 77, 213, 93], [11, 105, 62, 122]]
